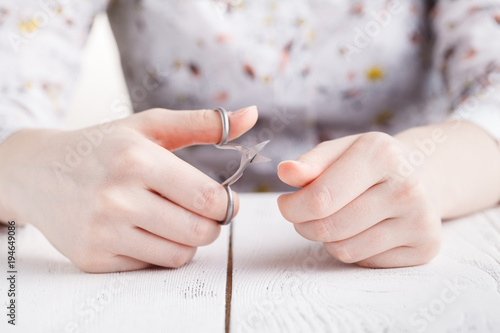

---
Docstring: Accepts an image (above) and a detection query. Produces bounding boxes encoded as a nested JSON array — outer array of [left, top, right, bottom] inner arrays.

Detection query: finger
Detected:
[[278, 137, 384, 223], [119, 226, 197, 268], [106, 255, 152, 273], [78, 254, 151, 273], [322, 218, 409, 264], [135, 190, 222, 247], [123, 106, 258, 151], [277, 135, 360, 188], [294, 182, 395, 242], [356, 246, 439, 268], [143, 140, 240, 221]]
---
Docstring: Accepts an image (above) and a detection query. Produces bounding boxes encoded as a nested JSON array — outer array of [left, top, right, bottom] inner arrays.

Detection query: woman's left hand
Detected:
[[277, 132, 442, 268]]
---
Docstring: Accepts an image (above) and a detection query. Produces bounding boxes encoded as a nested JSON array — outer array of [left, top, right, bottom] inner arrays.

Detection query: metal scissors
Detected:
[[214, 107, 270, 225]]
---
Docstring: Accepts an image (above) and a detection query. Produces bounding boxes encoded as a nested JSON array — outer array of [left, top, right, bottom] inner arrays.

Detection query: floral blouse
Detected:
[[1, 0, 500, 191]]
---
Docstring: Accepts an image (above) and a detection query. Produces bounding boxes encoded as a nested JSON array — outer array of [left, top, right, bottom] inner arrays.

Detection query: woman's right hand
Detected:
[[0, 106, 258, 273]]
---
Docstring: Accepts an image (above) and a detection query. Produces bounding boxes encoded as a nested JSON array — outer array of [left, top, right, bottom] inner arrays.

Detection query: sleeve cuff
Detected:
[[0, 104, 61, 145]]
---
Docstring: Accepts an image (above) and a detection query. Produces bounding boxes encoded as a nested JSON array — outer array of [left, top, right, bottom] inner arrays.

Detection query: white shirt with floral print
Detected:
[[1, 0, 500, 191]]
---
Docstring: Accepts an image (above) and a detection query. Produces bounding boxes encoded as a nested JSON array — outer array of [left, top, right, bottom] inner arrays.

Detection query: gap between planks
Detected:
[[224, 222, 234, 333]]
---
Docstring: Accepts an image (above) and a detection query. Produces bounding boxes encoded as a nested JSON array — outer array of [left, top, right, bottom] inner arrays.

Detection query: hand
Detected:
[[277, 132, 442, 268], [0, 106, 258, 272]]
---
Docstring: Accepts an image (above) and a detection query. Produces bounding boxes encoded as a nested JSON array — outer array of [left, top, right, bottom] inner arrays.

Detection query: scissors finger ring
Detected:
[[214, 107, 270, 225]]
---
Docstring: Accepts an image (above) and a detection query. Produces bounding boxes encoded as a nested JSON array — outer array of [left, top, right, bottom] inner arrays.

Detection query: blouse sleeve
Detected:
[[431, 0, 500, 142], [0, 0, 108, 143]]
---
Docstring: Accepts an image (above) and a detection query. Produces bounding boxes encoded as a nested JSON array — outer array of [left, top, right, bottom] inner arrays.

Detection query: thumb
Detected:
[[277, 135, 360, 188], [124, 106, 258, 151]]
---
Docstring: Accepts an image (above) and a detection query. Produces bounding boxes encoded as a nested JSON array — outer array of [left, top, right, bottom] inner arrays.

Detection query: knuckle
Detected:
[[112, 143, 149, 174], [383, 143, 404, 169], [313, 218, 338, 242], [194, 184, 225, 218], [170, 247, 197, 268], [324, 242, 355, 263], [345, 137, 366, 157], [188, 220, 220, 246], [359, 132, 402, 166], [187, 221, 207, 245], [308, 185, 334, 219], [369, 228, 390, 248], [377, 143, 402, 167], [94, 187, 131, 221], [395, 177, 426, 203], [359, 132, 391, 149]]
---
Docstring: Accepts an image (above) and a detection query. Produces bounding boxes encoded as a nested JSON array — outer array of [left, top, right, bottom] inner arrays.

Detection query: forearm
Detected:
[[0, 130, 23, 225], [395, 120, 500, 220]]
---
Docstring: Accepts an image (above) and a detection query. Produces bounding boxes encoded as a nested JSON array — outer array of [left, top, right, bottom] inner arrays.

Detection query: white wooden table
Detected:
[[1, 193, 500, 333]]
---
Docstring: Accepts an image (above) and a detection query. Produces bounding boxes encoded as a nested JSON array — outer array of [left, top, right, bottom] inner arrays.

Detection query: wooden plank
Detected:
[[230, 193, 500, 333], [0, 222, 230, 333]]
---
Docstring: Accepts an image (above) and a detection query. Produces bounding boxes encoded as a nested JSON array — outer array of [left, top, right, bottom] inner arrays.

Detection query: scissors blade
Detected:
[[220, 140, 271, 186], [250, 140, 269, 153], [251, 154, 271, 163], [247, 140, 270, 164], [216, 140, 270, 160]]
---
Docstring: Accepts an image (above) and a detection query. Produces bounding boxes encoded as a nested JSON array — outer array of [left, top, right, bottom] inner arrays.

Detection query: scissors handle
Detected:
[[219, 185, 234, 225], [213, 107, 268, 225], [215, 107, 229, 145]]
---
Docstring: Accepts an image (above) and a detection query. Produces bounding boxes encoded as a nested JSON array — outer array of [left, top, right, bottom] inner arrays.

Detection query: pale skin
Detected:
[[1, 106, 500, 272], [278, 120, 500, 268], [0, 106, 258, 272]]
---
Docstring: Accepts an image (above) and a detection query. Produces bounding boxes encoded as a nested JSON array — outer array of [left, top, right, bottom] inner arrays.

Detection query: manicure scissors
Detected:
[[214, 107, 270, 225]]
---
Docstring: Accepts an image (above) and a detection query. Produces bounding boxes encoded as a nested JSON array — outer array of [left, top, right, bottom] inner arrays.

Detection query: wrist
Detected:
[[394, 126, 447, 218], [0, 130, 24, 223], [395, 121, 500, 219], [0, 128, 62, 226]]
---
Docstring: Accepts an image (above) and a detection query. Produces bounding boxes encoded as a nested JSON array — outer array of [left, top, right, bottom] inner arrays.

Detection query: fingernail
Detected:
[[230, 105, 256, 116], [278, 160, 303, 168]]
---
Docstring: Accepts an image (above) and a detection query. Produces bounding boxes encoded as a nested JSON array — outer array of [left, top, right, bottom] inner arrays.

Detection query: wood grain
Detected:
[[0, 223, 230, 333], [230, 193, 500, 333], [2, 193, 500, 333]]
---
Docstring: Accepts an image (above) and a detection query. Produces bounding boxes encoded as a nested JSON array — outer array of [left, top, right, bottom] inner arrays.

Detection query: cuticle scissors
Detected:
[[214, 107, 270, 225]]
